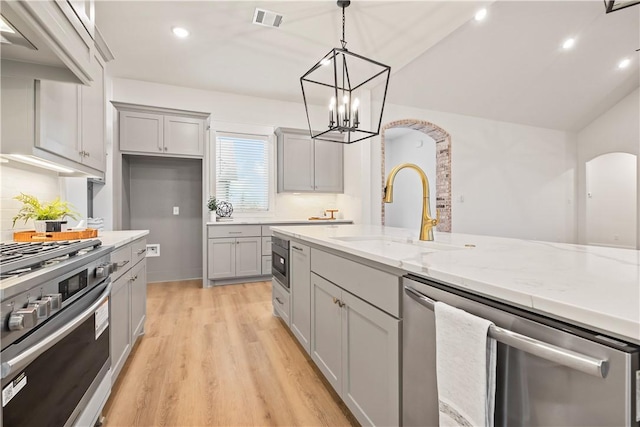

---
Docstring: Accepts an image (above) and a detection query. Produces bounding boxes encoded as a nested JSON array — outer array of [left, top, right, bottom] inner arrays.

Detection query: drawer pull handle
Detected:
[[275, 297, 283, 305], [136, 248, 147, 255], [333, 297, 339, 304], [292, 246, 303, 251], [229, 232, 242, 234], [115, 260, 130, 268]]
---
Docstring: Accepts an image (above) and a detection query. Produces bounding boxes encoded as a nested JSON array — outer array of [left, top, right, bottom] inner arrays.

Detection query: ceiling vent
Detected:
[[253, 8, 283, 28]]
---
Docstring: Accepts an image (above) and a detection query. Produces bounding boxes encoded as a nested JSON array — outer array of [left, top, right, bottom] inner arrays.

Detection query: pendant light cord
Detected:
[[340, 5, 347, 50]]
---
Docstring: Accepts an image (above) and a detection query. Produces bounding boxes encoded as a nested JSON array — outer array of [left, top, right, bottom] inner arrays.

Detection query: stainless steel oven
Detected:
[[271, 236, 289, 288], [1, 240, 114, 427]]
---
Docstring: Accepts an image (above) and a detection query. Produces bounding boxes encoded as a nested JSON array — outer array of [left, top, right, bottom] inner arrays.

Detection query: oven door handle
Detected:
[[1, 281, 112, 379]]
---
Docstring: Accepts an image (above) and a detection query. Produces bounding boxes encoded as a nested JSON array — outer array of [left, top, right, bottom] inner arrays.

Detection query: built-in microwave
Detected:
[[271, 236, 289, 288]]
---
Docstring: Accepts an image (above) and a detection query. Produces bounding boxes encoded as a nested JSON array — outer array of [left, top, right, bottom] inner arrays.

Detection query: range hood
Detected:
[[0, 1, 94, 84]]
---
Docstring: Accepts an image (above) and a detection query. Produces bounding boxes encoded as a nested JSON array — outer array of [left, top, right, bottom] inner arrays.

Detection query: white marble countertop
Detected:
[[97, 230, 149, 249], [206, 218, 353, 226], [271, 224, 640, 345]]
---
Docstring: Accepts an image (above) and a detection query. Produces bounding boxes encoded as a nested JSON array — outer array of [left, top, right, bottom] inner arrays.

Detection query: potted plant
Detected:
[[12, 193, 79, 233], [207, 196, 218, 222]]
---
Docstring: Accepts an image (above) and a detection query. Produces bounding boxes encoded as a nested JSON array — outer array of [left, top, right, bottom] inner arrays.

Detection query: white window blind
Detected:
[[216, 133, 269, 212]]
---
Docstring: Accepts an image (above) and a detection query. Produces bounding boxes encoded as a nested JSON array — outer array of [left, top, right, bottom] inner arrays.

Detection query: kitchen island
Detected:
[[270, 223, 640, 426], [272, 224, 640, 345]]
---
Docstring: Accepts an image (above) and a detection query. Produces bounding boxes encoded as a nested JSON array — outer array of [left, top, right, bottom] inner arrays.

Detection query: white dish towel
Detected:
[[434, 301, 497, 427]]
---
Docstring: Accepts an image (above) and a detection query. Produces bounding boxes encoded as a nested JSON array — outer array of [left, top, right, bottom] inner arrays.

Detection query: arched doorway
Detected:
[[380, 119, 452, 232]]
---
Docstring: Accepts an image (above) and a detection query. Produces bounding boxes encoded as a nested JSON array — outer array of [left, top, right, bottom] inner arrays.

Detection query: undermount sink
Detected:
[[331, 235, 465, 255]]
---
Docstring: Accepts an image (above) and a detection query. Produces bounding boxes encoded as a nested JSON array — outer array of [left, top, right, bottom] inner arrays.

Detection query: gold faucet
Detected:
[[383, 163, 439, 241]]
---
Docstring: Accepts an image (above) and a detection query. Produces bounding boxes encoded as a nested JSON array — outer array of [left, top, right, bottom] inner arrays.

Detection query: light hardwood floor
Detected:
[[103, 280, 358, 427]]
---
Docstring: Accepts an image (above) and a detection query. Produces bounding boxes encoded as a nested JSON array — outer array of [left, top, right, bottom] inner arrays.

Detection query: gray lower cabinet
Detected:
[[290, 242, 311, 353], [310, 272, 400, 427], [207, 236, 261, 280], [130, 260, 147, 341], [110, 273, 131, 383], [109, 237, 148, 384]]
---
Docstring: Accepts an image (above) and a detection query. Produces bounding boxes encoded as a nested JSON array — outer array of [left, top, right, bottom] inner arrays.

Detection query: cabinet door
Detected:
[[119, 111, 164, 154], [130, 260, 147, 343], [163, 115, 204, 156], [281, 133, 314, 192], [290, 243, 311, 353], [110, 273, 131, 384], [36, 79, 82, 163], [80, 52, 105, 171], [341, 291, 400, 427], [310, 273, 343, 395], [314, 140, 343, 192], [235, 237, 261, 277], [207, 238, 236, 279]]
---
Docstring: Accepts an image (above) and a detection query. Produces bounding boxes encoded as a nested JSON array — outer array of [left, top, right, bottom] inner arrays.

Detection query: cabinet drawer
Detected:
[[131, 239, 148, 265], [111, 245, 132, 281], [311, 248, 401, 318], [262, 237, 272, 255], [272, 278, 290, 326], [208, 225, 261, 238], [262, 256, 272, 275]]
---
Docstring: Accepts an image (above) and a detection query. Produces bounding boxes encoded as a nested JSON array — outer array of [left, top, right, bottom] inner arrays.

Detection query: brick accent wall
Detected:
[[381, 119, 452, 232]]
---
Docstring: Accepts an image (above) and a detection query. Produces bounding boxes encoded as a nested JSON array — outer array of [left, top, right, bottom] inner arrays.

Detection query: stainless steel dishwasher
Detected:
[[403, 275, 640, 427]]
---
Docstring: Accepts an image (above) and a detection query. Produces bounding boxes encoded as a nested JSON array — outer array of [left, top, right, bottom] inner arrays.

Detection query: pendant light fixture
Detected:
[[604, 0, 640, 13], [300, 0, 391, 144]]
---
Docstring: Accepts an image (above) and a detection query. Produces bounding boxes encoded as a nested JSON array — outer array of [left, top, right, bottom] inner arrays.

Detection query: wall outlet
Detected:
[[173, 206, 179, 215], [146, 244, 160, 257]]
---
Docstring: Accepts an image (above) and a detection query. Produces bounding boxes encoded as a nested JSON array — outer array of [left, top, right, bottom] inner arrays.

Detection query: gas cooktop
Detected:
[[0, 240, 103, 279]]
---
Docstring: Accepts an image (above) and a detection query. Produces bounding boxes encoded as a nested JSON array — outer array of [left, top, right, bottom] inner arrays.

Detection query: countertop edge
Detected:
[[98, 230, 149, 249]]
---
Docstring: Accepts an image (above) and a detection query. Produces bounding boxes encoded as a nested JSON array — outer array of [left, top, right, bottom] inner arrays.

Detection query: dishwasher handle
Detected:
[[404, 286, 609, 379]]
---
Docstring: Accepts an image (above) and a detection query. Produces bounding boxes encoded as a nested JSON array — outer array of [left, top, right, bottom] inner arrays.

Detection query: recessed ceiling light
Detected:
[[474, 8, 488, 21], [562, 38, 575, 50], [172, 27, 189, 38], [618, 58, 631, 69]]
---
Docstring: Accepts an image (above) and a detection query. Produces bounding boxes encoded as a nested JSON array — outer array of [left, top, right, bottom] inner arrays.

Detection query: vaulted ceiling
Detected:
[[97, 1, 639, 131]]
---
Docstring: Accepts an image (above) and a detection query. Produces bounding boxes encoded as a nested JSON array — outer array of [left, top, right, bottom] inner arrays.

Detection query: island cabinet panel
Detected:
[[272, 278, 291, 326], [311, 248, 400, 317], [309, 262, 401, 427], [290, 242, 311, 353], [310, 273, 343, 395], [341, 291, 400, 427]]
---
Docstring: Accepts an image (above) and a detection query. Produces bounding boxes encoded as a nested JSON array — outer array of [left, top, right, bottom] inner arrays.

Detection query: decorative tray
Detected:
[[13, 228, 99, 242]]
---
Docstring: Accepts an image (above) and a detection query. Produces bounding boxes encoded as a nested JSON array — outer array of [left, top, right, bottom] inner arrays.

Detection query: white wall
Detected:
[[577, 88, 640, 247], [107, 78, 355, 224], [384, 129, 437, 229], [585, 152, 637, 248], [0, 162, 63, 241], [371, 102, 578, 243]]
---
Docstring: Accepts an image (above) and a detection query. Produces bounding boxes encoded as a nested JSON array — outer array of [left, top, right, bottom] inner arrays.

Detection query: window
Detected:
[[215, 133, 269, 212]]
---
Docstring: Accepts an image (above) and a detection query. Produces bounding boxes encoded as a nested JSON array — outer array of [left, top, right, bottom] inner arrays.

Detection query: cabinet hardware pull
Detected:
[[85, 151, 90, 157], [115, 260, 130, 268], [229, 231, 242, 234], [292, 246, 303, 251], [338, 300, 345, 307], [136, 248, 147, 255], [158, 147, 162, 151], [275, 297, 283, 305], [163, 147, 168, 151], [333, 297, 339, 304]]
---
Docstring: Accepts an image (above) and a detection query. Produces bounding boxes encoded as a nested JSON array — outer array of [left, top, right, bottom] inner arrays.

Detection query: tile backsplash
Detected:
[[1, 162, 62, 241]]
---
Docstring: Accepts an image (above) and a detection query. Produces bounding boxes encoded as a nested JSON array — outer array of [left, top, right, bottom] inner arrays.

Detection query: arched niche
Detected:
[[380, 119, 452, 232]]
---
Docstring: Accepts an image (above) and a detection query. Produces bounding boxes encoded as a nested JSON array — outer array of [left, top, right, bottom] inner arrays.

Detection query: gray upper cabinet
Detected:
[[119, 111, 164, 153], [276, 127, 343, 193], [164, 115, 204, 156], [291, 242, 311, 353], [115, 103, 208, 157], [80, 51, 106, 171]]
